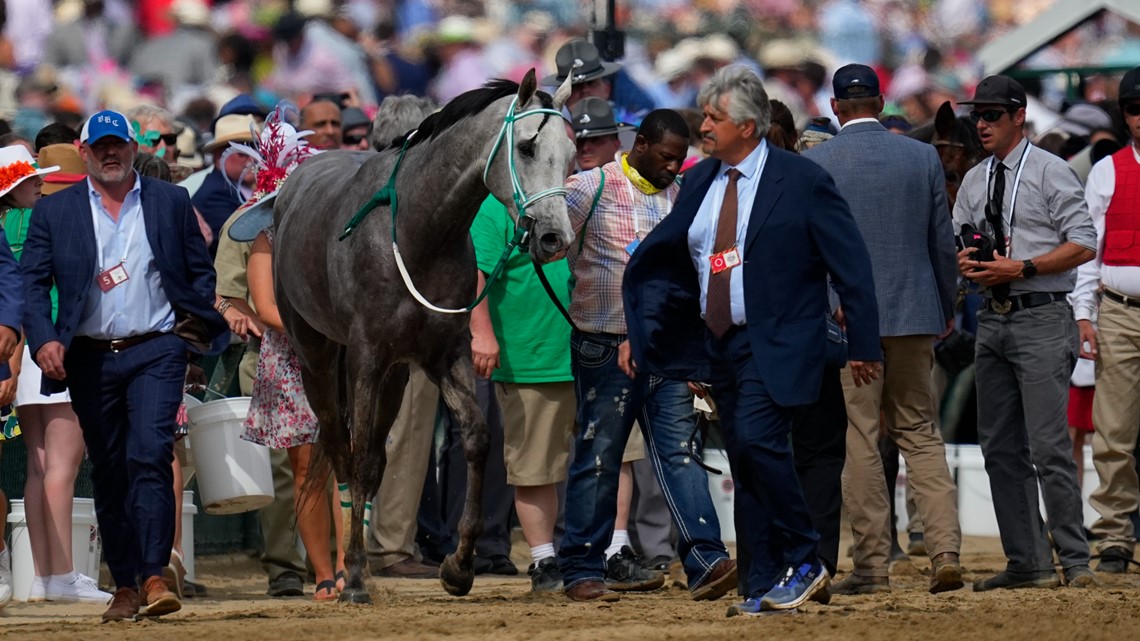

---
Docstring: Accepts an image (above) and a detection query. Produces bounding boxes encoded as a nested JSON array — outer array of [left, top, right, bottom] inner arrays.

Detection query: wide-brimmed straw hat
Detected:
[[38, 143, 86, 195], [0, 145, 60, 199], [203, 114, 262, 154]]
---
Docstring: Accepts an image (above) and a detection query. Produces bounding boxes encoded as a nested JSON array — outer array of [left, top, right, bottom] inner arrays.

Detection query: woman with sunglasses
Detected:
[[952, 74, 1099, 591]]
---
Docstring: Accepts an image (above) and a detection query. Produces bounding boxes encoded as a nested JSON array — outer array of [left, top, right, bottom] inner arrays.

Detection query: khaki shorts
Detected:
[[496, 381, 576, 486], [622, 422, 646, 463]]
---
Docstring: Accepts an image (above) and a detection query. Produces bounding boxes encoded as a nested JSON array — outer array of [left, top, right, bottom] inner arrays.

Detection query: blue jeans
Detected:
[[558, 331, 729, 589], [707, 327, 820, 597]]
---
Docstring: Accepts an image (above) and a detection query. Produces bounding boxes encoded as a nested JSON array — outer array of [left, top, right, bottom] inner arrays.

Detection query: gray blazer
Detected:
[[804, 120, 957, 337]]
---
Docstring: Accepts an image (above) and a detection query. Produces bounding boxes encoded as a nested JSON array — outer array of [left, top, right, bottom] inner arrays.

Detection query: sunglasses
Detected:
[[343, 133, 368, 146], [969, 109, 1008, 123], [1124, 102, 1140, 117]]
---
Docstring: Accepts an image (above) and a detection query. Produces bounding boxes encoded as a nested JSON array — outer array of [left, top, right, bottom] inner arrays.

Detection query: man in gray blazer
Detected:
[[804, 64, 962, 595]]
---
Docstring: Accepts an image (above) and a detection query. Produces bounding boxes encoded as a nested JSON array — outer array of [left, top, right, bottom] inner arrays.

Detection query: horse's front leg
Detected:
[[434, 348, 488, 597]]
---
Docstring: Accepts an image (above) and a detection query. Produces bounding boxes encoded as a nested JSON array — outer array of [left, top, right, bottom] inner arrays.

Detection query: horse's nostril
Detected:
[[539, 232, 563, 251]]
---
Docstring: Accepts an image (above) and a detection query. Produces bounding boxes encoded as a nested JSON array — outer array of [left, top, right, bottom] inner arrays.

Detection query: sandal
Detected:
[[314, 579, 338, 602], [335, 570, 346, 592]]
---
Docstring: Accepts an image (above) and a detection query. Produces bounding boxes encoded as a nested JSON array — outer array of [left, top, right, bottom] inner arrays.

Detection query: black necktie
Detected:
[[706, 169, 742, 338], [988, 162, 1009, 301]]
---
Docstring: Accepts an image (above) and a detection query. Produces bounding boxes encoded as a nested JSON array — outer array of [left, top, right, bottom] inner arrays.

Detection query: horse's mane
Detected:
[[392, 79, 555, 150]]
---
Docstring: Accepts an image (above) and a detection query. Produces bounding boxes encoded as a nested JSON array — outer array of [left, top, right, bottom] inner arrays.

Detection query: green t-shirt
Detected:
[[469, 196, 572, 384], [3, 207, 59, 323]]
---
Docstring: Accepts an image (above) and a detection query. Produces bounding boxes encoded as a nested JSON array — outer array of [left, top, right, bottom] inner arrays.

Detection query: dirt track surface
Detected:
[[2, 536, 1138, 641]]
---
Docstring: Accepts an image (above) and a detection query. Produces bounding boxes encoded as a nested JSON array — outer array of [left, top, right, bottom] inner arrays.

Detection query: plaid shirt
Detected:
[[565, 158, 681, 334]]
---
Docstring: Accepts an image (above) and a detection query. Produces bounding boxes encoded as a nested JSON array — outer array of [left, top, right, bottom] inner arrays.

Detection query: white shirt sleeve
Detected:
[[1071, 156, 1115, 322]]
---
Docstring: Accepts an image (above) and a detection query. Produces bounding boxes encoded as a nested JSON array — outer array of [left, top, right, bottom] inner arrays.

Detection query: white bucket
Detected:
[[6, 498, 101, 602], [893, 444, 958, 531], [703, 448, 736, 543], [956, 444, 1000, 536], [186, 397, 274, 515]]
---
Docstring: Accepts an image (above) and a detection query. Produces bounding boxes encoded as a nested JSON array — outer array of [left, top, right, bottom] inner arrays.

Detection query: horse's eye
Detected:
[[517, 140, 536, 158]]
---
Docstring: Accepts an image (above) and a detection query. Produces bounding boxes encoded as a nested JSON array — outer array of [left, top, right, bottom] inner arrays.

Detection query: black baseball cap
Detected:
[[1119, 67, 1140, 104], [959, 75, 1026, 108], [832, 64, 880, 100]]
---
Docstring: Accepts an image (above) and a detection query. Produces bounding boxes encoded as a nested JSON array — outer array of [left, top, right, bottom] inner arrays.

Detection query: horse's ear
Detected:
[[934, 101, 957, 139], [552, 73, 573, 110], [518, 69, 538, 106]]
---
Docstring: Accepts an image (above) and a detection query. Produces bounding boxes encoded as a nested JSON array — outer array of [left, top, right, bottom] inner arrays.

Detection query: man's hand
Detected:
[[1077, 319, 1098, 360], [961, 250, 1024, 286], [687, 381, 707, 398], [939, 317, 956, 340], [0, 326, 18, 362], [618, 340, 637, 379], [849, 360, 882, 387], [471, 331, 500, 379], [36, 341, 67, 381], [833, 305, 847, 331]]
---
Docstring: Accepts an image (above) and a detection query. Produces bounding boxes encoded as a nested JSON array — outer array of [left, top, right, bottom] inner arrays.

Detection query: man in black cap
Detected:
[[542, 39, 655, 123], [1070, 66, 1140, 574], [953, 74, 1099, 590], [570, 97, 633, 171], [804, 63, 962, 595]]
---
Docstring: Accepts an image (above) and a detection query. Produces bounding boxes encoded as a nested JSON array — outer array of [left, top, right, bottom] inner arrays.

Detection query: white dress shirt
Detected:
[[1071, 144, 1140, 322]]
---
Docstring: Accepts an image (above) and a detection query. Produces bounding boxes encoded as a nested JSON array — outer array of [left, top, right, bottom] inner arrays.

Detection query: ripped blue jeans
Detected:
[[558, 331, 730, 590]]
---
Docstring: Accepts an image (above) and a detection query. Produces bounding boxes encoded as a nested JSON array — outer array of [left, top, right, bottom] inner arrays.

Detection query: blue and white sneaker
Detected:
[[759, 562, 829, 611], [725, 596, 763, 617]]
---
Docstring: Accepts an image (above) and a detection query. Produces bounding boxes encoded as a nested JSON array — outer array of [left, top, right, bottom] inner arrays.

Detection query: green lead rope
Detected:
[[338, 135, 412, 242]]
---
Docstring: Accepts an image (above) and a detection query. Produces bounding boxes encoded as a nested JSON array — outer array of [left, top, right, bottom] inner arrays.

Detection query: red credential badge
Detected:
[[96, 264, 130, 293], [709, 247, 741, 275]]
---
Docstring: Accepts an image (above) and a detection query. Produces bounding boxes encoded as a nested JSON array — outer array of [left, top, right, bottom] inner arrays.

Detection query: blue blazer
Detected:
[[623, 148, 882, 407], [0, 237, 22, 382], [20, 177, 229, 394]]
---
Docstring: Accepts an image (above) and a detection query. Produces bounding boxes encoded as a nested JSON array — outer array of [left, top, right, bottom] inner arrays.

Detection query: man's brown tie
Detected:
[[706, 168, 742, 338]]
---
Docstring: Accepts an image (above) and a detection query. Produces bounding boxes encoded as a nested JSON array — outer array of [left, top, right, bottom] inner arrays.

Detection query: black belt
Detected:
[[1103, 289, 1140, 309], [987, 292, 1066, 315], [72, 331, 168, 353]]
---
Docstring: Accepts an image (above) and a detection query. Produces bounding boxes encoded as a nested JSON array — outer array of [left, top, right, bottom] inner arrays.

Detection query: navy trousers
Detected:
[[706, 327, 821, 597], [66, 333, 187, 589]]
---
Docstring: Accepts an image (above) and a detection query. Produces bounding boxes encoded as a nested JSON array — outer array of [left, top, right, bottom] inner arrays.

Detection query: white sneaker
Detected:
[[28, 576, 49, 602], [0, 547, 12, 608], [47, 573, 112, 605]]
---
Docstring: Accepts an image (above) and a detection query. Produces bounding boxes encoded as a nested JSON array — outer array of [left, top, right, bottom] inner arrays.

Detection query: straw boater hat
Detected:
[[37, 143, 86, 196], [0, 145, 60, 200], [203, 114, 262, 154]]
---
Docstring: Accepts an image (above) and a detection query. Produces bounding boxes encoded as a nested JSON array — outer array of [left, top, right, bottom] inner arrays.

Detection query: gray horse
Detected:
[[269, 70, 575, 603]]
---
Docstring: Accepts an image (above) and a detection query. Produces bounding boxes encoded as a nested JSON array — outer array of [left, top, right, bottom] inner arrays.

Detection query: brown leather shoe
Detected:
[[102, 587, 141, 622], [929, 552, 965, 594], [375, 558, 440, 579], [690, 558, 738, 601], [565, 579, 621, 602], [141, 575, 181, 617]]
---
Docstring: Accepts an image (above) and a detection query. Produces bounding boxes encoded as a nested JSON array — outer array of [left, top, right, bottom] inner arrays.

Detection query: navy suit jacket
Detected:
[[20, 176, 229, 394], [0, 236, 22, 382], [623, 147, 882, 407]]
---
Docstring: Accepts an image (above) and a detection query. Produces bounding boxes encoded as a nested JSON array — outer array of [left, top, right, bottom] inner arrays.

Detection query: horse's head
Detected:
[[482, 69, 576, 263], [931, 101, 984, 208]]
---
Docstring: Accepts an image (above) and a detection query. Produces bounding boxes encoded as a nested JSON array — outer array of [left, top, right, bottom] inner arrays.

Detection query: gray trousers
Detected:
[[975, 301, 1089, 574]]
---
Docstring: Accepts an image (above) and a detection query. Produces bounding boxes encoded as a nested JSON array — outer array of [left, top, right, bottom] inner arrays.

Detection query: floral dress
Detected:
[[241, 231, 319, 449]]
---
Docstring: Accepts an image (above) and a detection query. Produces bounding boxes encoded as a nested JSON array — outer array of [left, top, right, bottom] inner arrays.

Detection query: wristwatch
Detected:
[[1022, 259, 1038, 279]]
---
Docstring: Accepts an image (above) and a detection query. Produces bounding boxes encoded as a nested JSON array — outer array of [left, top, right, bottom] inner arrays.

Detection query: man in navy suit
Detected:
[[21, 110, 228, 622], [624, 66, 882, 615]]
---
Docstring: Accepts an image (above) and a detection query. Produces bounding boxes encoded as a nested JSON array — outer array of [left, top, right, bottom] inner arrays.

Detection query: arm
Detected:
[[248, 232, 285, 334], [469, 271, 499, 379], [1072, 159, 1112, 323]]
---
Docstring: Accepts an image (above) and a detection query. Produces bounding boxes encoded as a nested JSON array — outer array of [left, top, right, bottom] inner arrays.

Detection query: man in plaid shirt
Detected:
[[557, 109, 738, 603]]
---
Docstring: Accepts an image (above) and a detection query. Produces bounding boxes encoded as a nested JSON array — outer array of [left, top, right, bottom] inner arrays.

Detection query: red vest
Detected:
[[1104, 146, 1140, 266]]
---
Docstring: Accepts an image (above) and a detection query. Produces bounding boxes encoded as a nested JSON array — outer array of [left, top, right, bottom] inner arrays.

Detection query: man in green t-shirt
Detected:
[[469, 196, 576, 592]]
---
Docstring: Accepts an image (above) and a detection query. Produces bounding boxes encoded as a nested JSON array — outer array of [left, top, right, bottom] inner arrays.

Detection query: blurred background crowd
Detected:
[[1, 0, 1138, 173]]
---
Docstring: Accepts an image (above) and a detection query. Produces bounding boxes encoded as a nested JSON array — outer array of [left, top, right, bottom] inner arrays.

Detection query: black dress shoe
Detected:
[[267, 572, 304, 597], [643, 555, 674, 572]]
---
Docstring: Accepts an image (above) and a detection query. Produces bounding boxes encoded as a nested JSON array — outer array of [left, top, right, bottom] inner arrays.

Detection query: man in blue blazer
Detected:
[[20, 110, 228, 622], [803, 64, 963, 596], [624, 66, 882, 615]]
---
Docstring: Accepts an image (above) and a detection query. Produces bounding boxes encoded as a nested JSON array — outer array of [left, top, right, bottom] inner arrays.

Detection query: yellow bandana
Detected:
[[621, 153, 662, 195]]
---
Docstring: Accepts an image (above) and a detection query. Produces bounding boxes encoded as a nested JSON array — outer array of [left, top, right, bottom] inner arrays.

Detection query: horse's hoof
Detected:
[[337, 588, 372, 604], [439, 554, 474, 596]]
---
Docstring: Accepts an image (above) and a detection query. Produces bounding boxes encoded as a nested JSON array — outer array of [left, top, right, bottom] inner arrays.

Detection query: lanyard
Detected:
[[704, 142, 769, 254], [91, 196, 140, 272], [622, 177, 672, 241], [985, 142, 1032, 247]]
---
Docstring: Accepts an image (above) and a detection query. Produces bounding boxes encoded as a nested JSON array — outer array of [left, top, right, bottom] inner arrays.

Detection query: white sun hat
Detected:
[[0, 145, 60, 199]]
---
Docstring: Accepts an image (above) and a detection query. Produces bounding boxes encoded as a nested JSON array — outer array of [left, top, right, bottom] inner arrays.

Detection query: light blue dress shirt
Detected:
[[76, 174, 175, 340], [687, 140, 770, 326]]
